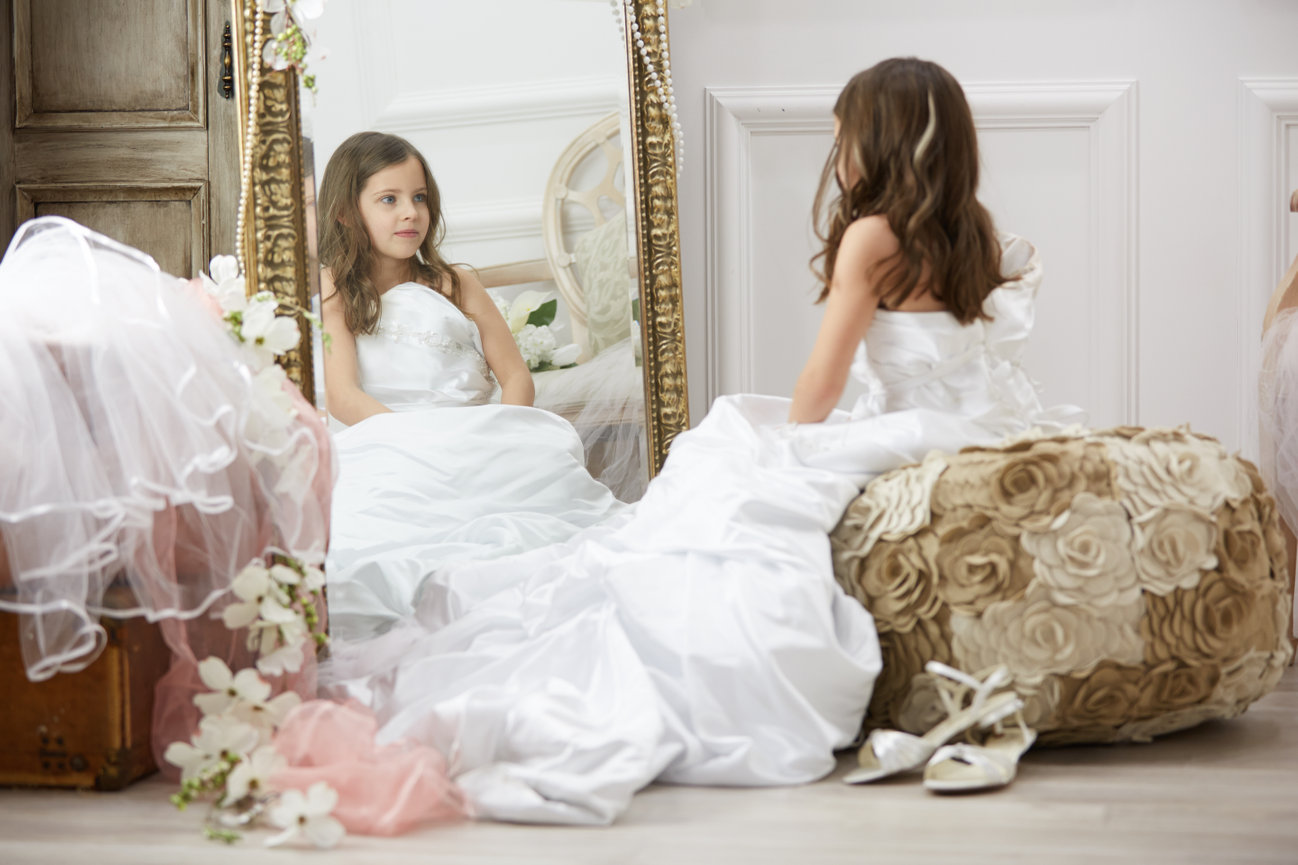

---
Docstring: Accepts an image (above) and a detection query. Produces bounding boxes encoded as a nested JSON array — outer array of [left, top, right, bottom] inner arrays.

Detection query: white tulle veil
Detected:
[[0, 217, 332, 687]]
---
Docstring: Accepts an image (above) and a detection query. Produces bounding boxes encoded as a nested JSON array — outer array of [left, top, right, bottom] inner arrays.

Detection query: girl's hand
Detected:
[[459, 268, 535, 407], [788, 215, 896, 423]]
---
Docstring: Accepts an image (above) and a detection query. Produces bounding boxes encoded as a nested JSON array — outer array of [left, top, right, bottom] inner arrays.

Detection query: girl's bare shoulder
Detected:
[[452, 264, 484, 289], [840, 215, 899, 262]]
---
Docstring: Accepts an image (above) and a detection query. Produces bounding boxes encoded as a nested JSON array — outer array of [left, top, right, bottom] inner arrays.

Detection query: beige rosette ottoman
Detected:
[[831, 426, 1294, 746]]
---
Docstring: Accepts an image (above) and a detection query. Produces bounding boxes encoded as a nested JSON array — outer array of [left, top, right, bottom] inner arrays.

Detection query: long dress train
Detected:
[[302, 234, 1083, 826]]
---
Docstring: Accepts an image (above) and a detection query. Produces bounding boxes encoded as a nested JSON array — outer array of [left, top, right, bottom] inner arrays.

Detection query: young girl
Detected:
[[297, 58, 1079, 830], [790, 57, 1006, 425], [318, 130, 534, 422], [314, 131, 625, 641]]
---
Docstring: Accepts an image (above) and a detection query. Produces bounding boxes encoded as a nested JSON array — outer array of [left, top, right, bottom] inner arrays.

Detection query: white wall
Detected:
[[304, 0, 630, 269], [669, 0, 1298, 458]]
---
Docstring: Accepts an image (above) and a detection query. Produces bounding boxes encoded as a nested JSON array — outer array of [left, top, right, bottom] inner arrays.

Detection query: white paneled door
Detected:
[[672, 0, 1298, 458]]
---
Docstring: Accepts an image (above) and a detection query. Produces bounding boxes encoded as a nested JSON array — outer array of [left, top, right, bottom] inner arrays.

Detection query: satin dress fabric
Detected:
[[324, 283, 626, 641], [318, 235, 1082, 826]]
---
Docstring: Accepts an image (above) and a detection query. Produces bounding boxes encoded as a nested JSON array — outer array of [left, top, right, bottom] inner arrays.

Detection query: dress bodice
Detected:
[[849, 234, 1048, 425], [354, 282, 495, 411]]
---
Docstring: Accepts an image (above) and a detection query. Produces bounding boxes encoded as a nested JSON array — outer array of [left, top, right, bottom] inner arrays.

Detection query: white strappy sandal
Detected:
[[922, 706, 1036, 793], [843, 662, 1023, 785]]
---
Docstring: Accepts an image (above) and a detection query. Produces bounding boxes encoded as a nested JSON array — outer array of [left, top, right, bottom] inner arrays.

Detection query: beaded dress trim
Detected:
[[373, 321, 493, 380]]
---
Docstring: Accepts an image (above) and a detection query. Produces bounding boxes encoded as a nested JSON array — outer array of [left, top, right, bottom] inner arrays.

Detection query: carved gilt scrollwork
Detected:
[[627, 1, 690, 475], [233, 0, 314, 402]]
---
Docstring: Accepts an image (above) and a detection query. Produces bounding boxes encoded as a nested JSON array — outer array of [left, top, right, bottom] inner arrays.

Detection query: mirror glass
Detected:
[[301, 0, 649, 502]]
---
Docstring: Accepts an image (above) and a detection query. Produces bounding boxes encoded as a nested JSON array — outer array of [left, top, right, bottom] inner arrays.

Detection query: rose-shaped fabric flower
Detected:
[[1113, 702, 1232, 744], [1133, 660, 1220, 719], [934, 508, 1033, 615], [1142, 570, 1281, 665], [950, 587, 1144, 685], [1010, 676, 1061, 731], [1051, 661, 1144, 730], [1021, 492, 1140, 608], [1240, 482, 1292, 588], [868, 616, 952, 731], [895, 671, 949, 736], [1115, 430, 1254, 517], [931, 441, 1111, 530], [1215, 510, 1270, 587], [1116, 652, 1279, 742], [846, 532, 941, 634], [1104, 425, 1147, 440], [1131, 503, 1219, 595], [833, 452, 945, 564], [1210, 650, 1289, 713]]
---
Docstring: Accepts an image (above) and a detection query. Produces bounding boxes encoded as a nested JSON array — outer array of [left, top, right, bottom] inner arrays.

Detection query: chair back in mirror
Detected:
[[543, 113, 633, 362]]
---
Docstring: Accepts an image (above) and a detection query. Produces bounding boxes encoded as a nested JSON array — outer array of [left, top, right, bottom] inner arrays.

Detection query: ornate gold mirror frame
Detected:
[[231, 0, 689, 474]]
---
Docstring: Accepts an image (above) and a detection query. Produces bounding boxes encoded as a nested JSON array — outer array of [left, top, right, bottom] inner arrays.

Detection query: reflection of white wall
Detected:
[[304, 0, 629, 270]]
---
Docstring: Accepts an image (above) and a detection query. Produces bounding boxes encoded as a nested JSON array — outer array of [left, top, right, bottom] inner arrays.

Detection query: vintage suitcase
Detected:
[[0, 583, 171, 791]]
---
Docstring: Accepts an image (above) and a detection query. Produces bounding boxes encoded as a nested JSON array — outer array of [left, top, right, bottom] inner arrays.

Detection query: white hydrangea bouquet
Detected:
[[164, 256, 343, 849], [488, 288, 581, 372]]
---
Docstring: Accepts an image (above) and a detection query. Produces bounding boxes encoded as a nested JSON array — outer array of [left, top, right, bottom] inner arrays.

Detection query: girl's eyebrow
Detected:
[[370, 187, 428, 196]]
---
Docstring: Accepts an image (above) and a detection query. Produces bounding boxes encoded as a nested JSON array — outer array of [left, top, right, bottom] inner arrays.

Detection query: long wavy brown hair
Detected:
[[811, 58, 1004, 323], [318, 131, 462, 334]]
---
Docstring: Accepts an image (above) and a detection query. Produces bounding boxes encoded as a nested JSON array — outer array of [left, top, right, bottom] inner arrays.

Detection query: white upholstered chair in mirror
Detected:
[[481, 113, 648, 501]]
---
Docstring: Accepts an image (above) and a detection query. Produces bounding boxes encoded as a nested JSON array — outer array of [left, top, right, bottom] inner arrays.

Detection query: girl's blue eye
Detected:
[[414, 193, 427, 203], [380, 195, 395, 204]]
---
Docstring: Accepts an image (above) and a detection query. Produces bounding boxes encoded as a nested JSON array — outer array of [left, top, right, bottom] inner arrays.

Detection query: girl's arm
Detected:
[[320, 269, 394, 425], [789, 215, 894, 423], [459, 268, 535, 406]]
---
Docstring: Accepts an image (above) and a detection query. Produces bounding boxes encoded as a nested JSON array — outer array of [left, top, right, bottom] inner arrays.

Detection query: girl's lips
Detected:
[[395, 230, 420, 238]]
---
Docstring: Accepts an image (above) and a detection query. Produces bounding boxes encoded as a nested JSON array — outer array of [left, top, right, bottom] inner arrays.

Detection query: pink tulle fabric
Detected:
[[150, 370, 335, 775], [270, 699, 469, 835]]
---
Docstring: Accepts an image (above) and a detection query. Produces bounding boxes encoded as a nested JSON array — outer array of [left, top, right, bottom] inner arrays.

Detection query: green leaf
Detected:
[[526, 299, 557, 328]]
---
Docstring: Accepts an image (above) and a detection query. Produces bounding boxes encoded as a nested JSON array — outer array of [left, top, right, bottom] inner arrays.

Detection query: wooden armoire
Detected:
[[1, 0, 238, 270]]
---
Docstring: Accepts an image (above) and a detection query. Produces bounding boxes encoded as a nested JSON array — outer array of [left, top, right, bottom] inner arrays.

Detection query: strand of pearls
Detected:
[[611, 0, 683, 174], [235, 3, 265, 275]]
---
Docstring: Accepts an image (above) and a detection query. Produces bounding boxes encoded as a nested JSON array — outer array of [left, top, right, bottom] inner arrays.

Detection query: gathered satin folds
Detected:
[[324, 283, 626, 641], [303, 235, 1083, 828]]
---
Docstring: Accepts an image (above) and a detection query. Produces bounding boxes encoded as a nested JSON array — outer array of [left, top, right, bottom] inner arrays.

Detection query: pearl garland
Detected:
[[235, 3, 265, 275], [611, 0, 683, 174]]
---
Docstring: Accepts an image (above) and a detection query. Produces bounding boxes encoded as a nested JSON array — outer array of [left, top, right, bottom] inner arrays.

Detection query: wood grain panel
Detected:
[[0, 0, 14, 247], [17, 185, 207, 278], [14, 131, 209, 184], [14, 0, 203, 128], [205, 13, 239, 262]]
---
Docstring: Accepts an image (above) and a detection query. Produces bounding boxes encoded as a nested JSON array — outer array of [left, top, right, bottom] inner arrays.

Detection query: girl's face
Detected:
[[357, 156, 430, 266], [834, 116, 861, 190]]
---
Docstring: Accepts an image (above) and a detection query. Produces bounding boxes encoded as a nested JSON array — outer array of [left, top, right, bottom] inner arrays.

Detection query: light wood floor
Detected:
[[2, 667, 1296, 865]]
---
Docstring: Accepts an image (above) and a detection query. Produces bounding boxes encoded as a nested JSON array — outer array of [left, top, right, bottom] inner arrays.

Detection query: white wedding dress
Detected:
[[318, 234, 1083, 826], [325, 283, 626, 640]]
